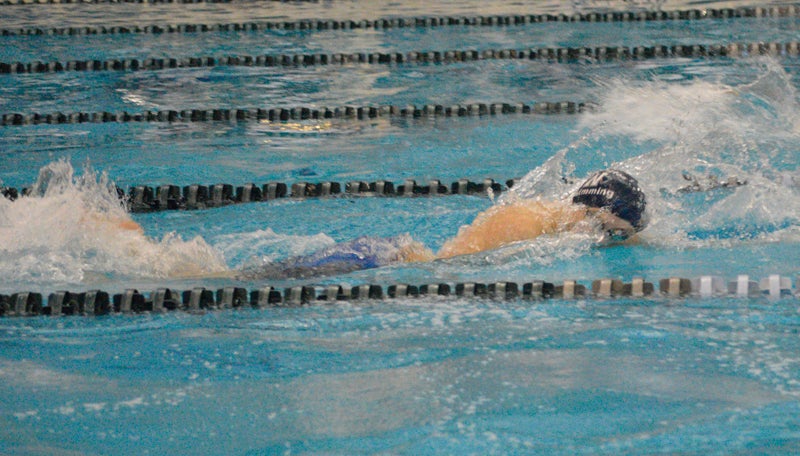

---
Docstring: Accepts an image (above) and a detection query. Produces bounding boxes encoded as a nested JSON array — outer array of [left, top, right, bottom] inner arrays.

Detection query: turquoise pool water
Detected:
[[1, 1, 800, 454]]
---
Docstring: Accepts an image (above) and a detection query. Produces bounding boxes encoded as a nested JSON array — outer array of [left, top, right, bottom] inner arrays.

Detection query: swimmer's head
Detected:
[[572, 169, 647, 233]]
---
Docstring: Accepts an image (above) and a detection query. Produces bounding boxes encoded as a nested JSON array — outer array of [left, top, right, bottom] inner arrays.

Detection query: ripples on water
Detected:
[[1, 1, 799, 455], [3, 60, 798, 288]]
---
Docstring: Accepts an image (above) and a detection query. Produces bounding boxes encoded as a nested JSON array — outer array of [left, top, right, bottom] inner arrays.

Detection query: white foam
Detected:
[[13, 410, 38, 420], [213, 228, 335, 268], [0, 160, 228, 286], [83, 402, 107, 412], [507, 58, 800, 250], [115, 396, 146, 409]]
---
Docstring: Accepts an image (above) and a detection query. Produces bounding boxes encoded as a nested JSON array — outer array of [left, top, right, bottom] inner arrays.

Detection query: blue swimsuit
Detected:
[[237, 236, 410, 280]]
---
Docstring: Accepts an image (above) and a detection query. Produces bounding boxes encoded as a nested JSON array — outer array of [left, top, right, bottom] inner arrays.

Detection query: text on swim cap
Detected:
[[576, 187, 615, 200]]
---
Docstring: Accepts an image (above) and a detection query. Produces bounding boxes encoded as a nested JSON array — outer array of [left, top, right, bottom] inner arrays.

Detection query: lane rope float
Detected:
[[2, 172, 749, 212], [2, 41, 798, 75], [127, 178, 509, 212], [0, 101, 592, 127], [1, 6, 799, 35], [1, 177, 517, 213], [0, 274, 796, 317]]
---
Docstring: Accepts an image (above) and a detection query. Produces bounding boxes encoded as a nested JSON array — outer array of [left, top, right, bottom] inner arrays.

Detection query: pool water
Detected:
[[1, 1, 800, 454]]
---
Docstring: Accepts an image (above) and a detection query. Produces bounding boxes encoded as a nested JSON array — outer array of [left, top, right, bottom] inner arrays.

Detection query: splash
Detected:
[[0, 160, 227, 287], [508, 58, 800, 249], [3, 61, 799, 286], [212, 228, 336, 270]]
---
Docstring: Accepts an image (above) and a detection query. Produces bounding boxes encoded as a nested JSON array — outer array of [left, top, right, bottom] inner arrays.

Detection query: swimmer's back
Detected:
[[436, 200, 586, 258]]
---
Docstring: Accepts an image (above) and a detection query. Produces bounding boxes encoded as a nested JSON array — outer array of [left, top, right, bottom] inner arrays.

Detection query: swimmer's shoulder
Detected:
[[505, 198, 588, 223]]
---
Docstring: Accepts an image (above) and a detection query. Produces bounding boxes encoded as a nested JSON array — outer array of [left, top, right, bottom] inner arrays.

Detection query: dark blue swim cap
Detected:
[[572, 169, 647, 231]]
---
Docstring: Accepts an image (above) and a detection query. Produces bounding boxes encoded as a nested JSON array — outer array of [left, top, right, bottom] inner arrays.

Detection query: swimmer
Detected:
[[238, 169, 648, 279], [77, 169, 645, 279]]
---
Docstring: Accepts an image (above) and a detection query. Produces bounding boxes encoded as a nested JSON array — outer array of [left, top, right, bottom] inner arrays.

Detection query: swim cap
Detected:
[[572, 169, 647, 231]]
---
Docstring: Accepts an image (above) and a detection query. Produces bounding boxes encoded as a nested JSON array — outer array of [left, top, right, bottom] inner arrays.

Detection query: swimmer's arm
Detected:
[[398, 240, 436, 262], [436, 200, 585, 259], [82, 211, 144, 233]]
